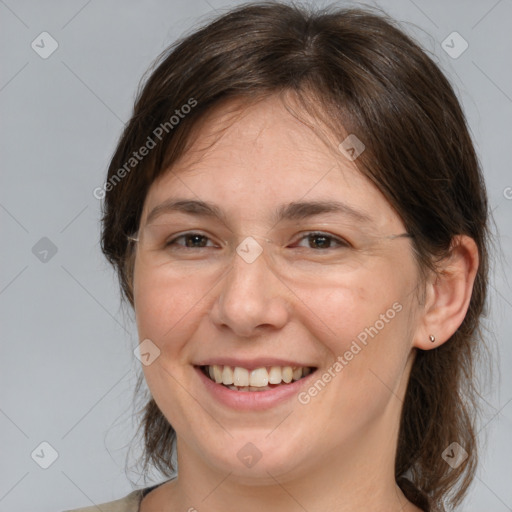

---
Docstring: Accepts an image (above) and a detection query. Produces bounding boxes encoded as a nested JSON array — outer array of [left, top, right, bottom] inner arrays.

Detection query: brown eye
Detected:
[[166, 232, 215, 248], [293, 232, 349, 250]]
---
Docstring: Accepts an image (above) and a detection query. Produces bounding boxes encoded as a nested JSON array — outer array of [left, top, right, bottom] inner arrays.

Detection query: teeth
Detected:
[[250, 368, 268, 387], [233, 367, 249, 386], [221, 365, 234, 385], [205, 364, 312, 388], [292, 367, 302, 380], [268, 366, 282, 384], [213, 365, 223, 383], [282, 366, 293, 383]]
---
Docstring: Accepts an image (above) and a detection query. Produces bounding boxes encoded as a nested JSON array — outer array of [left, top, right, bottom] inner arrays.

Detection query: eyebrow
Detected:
[[145, 198, 373, 226]]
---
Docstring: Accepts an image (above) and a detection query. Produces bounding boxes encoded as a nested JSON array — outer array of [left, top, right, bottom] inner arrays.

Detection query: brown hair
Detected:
[[101, 2, 490, 510]]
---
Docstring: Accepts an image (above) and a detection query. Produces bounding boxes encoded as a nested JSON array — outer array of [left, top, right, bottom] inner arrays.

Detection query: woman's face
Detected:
[[133, 94, 425, 482]]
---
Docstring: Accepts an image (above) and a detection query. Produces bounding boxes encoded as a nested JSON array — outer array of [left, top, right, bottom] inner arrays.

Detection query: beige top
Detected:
[[62, 480, 171, 512], [63, 477, 429, 511]]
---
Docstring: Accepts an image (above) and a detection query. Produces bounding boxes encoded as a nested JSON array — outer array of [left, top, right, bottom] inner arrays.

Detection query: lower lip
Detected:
[[194, 366, 316, 411]]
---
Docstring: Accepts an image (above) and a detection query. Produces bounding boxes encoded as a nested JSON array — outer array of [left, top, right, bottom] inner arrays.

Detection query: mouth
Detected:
[[197, 364, 316, 392]]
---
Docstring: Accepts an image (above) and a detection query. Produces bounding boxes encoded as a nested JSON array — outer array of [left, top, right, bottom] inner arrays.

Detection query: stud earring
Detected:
[[429, 334, 436, 343]]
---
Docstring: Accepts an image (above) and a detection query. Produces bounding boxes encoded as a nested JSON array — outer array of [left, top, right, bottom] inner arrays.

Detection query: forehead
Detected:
[[141, 95, 403, 232]]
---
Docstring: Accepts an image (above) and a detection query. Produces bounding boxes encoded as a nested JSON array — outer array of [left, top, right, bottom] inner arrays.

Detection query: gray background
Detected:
[[1, 0, 511, 510]]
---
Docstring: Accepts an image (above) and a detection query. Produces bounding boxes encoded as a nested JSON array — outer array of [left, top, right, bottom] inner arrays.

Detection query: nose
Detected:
[[209, 241, 291, 338]]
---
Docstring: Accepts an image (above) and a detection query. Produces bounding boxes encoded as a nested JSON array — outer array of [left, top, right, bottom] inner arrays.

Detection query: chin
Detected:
[[197, 431, 311, 482]]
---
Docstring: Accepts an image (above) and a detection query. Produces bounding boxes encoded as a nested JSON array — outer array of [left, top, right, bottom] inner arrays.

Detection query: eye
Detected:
[[292, 232, 350, 250], [166, 232, 218, 249]]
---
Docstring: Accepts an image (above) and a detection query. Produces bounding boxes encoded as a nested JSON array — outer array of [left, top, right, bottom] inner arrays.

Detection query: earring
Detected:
[[429, 334, 436, 343]]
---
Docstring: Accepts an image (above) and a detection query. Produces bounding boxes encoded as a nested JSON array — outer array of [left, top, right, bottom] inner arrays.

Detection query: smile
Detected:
[[199, 364, 315, 392]]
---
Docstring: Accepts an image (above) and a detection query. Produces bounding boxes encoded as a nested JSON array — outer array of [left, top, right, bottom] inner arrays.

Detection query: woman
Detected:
[[65, 2, 489, 511]]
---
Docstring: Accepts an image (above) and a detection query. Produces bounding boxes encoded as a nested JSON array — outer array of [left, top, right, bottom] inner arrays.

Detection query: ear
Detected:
[[413, 235, 479, 350]]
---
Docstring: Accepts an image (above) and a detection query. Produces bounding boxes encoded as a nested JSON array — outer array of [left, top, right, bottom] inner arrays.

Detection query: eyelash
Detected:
[[165, 231, 350, 250]]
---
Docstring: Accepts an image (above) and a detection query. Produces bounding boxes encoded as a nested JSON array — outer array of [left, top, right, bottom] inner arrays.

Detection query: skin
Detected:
[[133, 93, 479, 512]]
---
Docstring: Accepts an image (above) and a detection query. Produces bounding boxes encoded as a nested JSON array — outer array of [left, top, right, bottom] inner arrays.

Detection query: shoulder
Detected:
[[61, 488, 143, 512]]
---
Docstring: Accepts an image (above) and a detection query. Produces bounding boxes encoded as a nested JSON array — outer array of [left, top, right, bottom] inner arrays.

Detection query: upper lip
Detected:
[[194, 358, 317, 371]]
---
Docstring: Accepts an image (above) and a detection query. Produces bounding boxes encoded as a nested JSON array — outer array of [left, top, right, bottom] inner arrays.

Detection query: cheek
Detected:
[[133, 265, 204, 346], [134, 268, 205, 427], [300, 269, 414, 406], [302, 269, 404, 353], [299, 293, 412, 448]]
